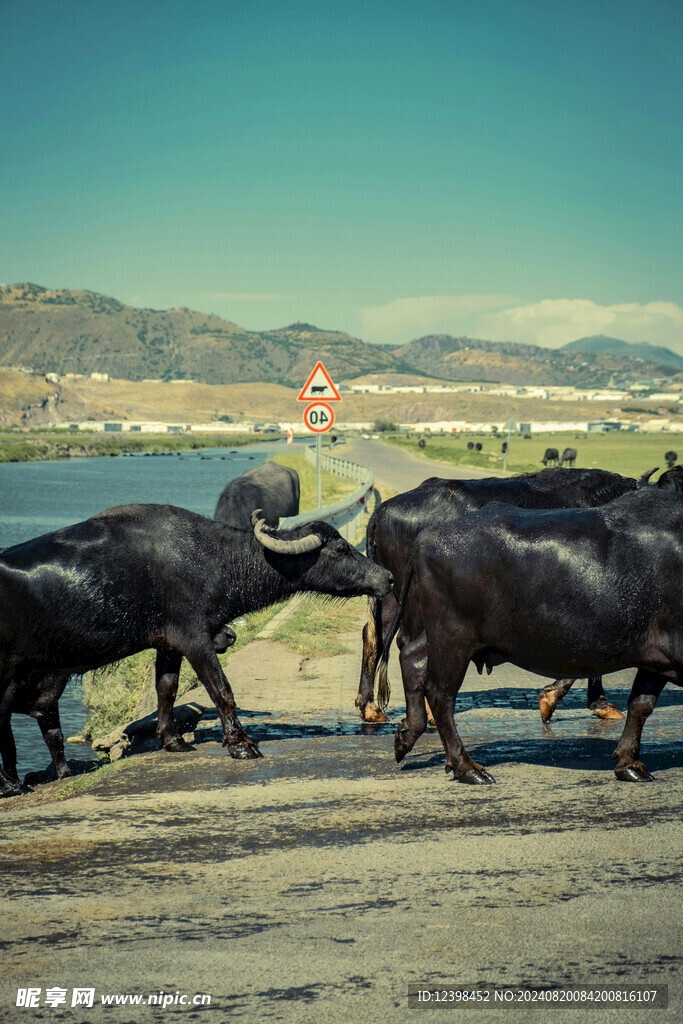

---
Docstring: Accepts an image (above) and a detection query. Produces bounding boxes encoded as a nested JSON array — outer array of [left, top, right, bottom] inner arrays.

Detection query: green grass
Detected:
[[385, 431, 676, 480], [81, 451, 360, 740], [270, 595, 366, 658], [270, 450, 359, 508]]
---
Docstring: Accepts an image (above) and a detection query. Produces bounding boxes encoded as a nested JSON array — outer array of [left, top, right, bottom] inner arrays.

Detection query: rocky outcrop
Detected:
[[92, 702, 206, 761]]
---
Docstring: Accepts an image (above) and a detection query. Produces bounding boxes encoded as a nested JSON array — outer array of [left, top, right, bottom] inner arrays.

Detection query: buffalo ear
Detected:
[[636, 467, 658, 489]]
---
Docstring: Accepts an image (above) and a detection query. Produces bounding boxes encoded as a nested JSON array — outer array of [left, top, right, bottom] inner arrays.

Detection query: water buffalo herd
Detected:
[[0, 455, 681, 797]]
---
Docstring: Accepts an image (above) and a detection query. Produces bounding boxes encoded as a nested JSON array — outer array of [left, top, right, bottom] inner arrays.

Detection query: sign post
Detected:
[[298, 363, 341, 509]]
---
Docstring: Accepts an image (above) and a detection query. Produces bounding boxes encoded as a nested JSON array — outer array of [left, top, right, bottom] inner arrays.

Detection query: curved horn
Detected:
[[637, 467, 658, 489], [250, 509, 263, 527], [253, 517, 322, 555]]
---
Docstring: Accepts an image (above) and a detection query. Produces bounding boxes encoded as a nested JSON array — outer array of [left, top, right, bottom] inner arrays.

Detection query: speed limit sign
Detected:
[[303, 402, 335, 433]]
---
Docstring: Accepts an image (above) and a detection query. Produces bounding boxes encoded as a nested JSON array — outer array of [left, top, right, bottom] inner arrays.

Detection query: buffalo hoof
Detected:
[[226, 738, 263, 759], [591, 700, 624, 721], [56, 765, 73, 780], [362, 702, 389, 724], [614, 762, 654, 782], [394, 722, 420, 763], [0, 779, 25, 798], [538, 689, 559, 723], [394, 738, 409, 764], [452, 764, 496, 785], [164, 736, 195, 753]]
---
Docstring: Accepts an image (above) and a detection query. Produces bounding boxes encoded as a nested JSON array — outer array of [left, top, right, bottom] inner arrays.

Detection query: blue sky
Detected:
[[2, 0, 682, 351]]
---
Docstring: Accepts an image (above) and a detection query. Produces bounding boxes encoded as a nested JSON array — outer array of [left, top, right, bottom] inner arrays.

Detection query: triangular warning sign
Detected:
[[297, 361, 341, 402]]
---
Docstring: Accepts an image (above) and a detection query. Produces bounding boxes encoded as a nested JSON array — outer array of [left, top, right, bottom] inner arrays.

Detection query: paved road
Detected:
[[340, 436, 494, 496], [1, 442, 681, 1024]]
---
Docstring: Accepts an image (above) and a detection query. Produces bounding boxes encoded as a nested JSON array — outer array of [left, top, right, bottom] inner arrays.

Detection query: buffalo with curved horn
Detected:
[[0, 504, 393, 796]]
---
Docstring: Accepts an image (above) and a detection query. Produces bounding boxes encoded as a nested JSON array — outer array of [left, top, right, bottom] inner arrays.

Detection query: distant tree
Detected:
[[373, 419, 398, 433]]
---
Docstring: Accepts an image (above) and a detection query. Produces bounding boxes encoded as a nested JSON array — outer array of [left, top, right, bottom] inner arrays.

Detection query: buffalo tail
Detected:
[[376, 559, 414, 709]]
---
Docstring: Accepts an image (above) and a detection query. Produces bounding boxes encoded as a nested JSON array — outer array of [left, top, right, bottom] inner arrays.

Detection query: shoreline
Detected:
[[0, 430, 272, 463]]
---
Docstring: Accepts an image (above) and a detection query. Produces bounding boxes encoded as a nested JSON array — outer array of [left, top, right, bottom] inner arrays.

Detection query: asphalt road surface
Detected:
[[1, 440, 681, 1024]]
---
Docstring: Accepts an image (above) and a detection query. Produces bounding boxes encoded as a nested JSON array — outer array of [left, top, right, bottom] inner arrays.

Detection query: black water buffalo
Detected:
[[0, 504, 393, 796], [357, 468, 649, 724], [214, 461, 300, 528], [657, 465, 683, 490], [665, 450, 678, 469], [542, 447, 559, 466], [559, 446, 577, 467], [382, 489, 682, 783]]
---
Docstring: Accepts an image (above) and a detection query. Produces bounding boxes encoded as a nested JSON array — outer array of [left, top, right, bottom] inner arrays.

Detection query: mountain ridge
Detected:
[[1, 284, 679, 390], [561, 334, 683, 371]]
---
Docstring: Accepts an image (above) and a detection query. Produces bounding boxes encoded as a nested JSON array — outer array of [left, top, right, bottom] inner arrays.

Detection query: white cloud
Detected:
[[358, 294, 516, 345], [478, 299, 683, 353]]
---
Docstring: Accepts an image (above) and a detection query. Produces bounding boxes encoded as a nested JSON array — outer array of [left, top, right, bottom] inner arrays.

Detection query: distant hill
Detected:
[[562, 335, 683, 372], [2, 284, 679, 391], [393, 334, 679, 388], [0, 284, 408, 386]]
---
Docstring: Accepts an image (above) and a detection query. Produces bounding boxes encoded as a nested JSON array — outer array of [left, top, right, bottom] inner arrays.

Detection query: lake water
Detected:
[[0, 439, 302, 779]]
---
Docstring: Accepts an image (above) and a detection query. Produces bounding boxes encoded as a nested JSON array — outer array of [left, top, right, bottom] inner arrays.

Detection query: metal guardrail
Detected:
[[279, 446, 377, 546]]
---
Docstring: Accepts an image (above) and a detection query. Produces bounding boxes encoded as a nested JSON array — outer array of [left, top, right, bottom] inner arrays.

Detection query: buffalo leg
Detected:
[[31, 674, 71, 778], [423, 634, 495, 784], [538, 677, 624, 722], [155, 650, 194, 752], [356, 595, 396, 723], [0, 719, 19, 784], [394, 633, 429, 762], [612, 669, 666, 781], [586, 677, 624, 720], [186, 646, 261, 759], [0, 681, 24, 797], [35, 702, 71, 779], [538, 679, 576, 722]]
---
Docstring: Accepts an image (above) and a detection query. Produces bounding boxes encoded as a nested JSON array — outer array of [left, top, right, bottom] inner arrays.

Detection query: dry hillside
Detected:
[[1, 368, 679, 429]]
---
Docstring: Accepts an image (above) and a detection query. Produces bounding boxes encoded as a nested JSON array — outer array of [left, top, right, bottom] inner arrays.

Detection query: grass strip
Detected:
[[384, 430, 673, 480], [0, 429, 264, 463]]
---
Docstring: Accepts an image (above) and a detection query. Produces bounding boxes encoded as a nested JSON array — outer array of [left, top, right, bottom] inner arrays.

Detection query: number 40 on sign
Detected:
[[303, 402, 335, 433]]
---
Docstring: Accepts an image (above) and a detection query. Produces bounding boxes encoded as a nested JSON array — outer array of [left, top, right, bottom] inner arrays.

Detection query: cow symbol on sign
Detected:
[[298, 362, 341, 402]]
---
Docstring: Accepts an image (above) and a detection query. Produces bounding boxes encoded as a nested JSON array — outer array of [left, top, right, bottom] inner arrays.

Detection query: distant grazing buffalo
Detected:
[[542, 447, 559, 466], [559, 447, 577, 467]]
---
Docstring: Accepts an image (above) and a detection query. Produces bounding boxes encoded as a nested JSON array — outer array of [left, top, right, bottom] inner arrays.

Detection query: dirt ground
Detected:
[[1, 620, 681, 1024]]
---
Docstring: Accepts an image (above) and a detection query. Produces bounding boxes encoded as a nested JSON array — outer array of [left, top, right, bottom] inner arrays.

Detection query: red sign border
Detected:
[[297, 361, 341, 402], [303, 401, 335, 433]]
